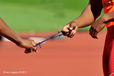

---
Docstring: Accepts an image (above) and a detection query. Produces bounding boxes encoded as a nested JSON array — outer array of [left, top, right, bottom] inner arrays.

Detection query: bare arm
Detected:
[[89, 11, 114, 39], [73, 3, 99, 28], [62, 0, 102, 38], [102, 11, 114, 23], [0, 18, 37, 53], [0, 18, 23, 45]]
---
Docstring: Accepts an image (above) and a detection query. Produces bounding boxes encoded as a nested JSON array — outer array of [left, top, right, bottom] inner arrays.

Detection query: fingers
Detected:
[[25, 47, 38, 54], [67, 26, 77, 38], [62, 24, 70, 36], [24, 40, 38, 54], [31, 40, 38, 53], [25, 49, 31, 53], [67, 30, 76, 38], [62, 22, 78, 38], [32, 47, 38, 53], [32, 40, 36, 46], [68, 24, 78, 38], [89, 27, 98, 39]]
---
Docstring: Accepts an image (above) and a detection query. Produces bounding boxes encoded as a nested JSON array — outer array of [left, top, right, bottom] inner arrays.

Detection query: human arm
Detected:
[[89, 11, 114, 39], [62, 0, 102, 38], [0, 18, 37, 53]]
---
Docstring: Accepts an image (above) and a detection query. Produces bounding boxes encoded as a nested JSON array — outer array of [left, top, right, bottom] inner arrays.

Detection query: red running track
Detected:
[[0, 32, 106, 76]]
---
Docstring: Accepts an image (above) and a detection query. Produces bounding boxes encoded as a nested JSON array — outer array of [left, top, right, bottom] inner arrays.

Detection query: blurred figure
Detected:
[[0, 18, 37, 53], [62, 0, 114, 76]]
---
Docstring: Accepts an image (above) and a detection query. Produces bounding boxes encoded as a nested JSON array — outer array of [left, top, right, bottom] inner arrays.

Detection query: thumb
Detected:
[[69, 21, 77, 31], [63, 24, 70, 32]]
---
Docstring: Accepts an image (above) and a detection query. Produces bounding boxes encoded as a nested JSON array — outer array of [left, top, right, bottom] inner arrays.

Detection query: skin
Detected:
[[90, 11, 114, 38], [0, 18, 38, 53], [62, 0, 114, 39], [62, 0, 114, 76]]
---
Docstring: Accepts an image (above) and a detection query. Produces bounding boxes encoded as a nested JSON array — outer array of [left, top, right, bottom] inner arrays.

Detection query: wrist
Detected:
[[70, 21, 79, 28]]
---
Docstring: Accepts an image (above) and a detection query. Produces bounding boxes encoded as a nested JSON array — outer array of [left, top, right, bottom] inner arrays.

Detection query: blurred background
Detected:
[[0, 0, 89, 32]]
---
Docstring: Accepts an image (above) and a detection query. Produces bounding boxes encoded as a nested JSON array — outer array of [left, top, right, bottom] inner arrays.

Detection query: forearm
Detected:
[[102, 11, 114, 23], [89, 11, 114, 38], [0, 18, 22, 45], [89, 11, 114, 39]]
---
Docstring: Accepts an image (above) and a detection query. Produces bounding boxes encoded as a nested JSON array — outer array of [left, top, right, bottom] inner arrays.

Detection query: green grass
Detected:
[[0, 0, 91, 32]]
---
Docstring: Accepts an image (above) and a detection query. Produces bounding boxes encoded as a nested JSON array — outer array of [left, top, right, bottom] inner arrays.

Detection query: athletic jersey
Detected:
[[102, 0, 114, 28]]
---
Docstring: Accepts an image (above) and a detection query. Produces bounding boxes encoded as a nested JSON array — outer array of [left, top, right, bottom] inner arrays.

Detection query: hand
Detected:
[[89, 17, 105, 39], [18, 39, 38, 53], [61, 21, 78, 38]]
